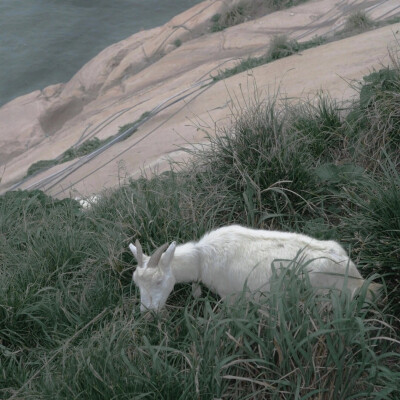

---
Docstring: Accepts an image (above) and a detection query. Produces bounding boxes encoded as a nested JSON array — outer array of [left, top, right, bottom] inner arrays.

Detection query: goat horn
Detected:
[[135, 239, 143, 266], [148, 243, 169, 268]]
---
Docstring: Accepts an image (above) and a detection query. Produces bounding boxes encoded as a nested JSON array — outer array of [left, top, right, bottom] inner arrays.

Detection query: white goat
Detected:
[[129, 225, 380, 312], [75, 195, 100, 210]]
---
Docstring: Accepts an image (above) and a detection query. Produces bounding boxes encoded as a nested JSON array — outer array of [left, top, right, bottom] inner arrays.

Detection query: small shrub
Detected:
[[348, 67, 400, 162], [210, 4, 247, 32], [267, 34, 300, 60], [211, 13, 221, 23], [344, 11, 373, 32], [62, 137, 103, 162], [360, 68, 399, 108], [118, 111, 150, 134], [288, 94, 343, 161], [139, 110, 151, 121], [118, 122, 136, 134], [338, 160, 400, 312], [26, 159, 59, 177]]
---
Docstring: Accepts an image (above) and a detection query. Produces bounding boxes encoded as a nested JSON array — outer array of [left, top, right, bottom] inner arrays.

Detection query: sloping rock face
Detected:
[[1, 0, 399, 198]]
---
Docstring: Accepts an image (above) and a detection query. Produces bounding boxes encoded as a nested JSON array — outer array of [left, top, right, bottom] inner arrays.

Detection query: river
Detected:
[[0, 0, 203, 107]]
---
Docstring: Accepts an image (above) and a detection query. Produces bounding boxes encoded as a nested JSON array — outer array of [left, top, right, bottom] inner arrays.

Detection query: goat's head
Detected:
[[129, 240, 177, 312]]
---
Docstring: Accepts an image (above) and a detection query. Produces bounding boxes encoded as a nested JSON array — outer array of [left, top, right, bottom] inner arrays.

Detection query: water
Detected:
[[0, 0, 203, 107]]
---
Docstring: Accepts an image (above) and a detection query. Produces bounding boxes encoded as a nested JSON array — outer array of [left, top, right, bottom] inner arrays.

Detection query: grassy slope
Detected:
[[1, 54, 400, 399]]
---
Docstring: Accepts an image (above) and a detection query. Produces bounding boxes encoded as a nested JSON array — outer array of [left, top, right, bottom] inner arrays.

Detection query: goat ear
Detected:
[[160, 242, 176, 269], [128, 243, 137, 257], [129, 240, 143, 266]]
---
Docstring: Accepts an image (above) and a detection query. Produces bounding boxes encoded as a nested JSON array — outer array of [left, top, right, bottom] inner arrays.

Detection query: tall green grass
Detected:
[[1, 54, 400, 398]]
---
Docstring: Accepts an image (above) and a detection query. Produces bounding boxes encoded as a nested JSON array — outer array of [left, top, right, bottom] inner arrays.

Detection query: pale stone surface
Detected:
[[0, 0, 399, 197]]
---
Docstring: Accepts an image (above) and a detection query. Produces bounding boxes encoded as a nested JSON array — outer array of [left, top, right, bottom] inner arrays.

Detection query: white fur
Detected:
[[129, 225, 374, 312], [75, 195, 100, 210]]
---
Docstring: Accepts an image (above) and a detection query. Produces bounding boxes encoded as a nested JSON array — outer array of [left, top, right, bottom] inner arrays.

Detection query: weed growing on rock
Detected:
[[344, 11, 374, 32]]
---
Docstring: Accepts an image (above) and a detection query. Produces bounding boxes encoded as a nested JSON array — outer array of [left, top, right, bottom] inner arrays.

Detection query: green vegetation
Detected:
[[2, 55, 400, 398], [334, 12, 400, 42], [210, 5, 246, 32], [213, 35, 325, 81], [210, 0, 397, 36], [25, 111, 151, 178], [25, 158, 60, 177], [267, 34, 301, 60], [117, 111, 150, 135], [210, 0, 308, 32], [212, 11, 400, 83], [26, 137, 114, 177], [174, 38, 182, 47], [344, 11, 374, 32]]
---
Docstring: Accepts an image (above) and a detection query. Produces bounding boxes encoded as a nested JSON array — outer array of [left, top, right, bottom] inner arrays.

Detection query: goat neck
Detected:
[[169, 242, 201, 283]]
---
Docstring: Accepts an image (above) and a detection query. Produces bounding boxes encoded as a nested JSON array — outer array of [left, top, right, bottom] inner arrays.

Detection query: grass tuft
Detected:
[[210, 1, 309, 33], [344, 11, 374, 32], [267, 34, 300, 60], [210, 4, 247, 32]]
